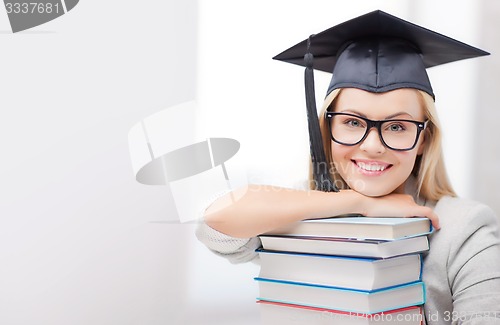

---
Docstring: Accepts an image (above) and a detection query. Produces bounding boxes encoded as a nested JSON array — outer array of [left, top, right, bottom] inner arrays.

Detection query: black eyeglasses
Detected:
[[325, 112, 427, 151]]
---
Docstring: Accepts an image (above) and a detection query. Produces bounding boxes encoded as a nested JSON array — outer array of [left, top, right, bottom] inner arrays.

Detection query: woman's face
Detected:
[[331, 88, 426, 197]]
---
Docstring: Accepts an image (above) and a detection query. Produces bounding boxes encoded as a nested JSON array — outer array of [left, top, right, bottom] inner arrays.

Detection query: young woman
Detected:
[[196, 10, 500, 324]]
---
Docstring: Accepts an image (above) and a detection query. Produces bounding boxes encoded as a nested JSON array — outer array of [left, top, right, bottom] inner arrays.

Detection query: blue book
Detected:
[[264, 217, 433, 240], [259, 234, 429, 258], [257, 249, 423, 291], [255, 277, 426, 314]]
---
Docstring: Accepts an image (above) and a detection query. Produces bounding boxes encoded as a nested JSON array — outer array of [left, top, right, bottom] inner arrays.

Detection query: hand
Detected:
[[356, 192, 440, 230]]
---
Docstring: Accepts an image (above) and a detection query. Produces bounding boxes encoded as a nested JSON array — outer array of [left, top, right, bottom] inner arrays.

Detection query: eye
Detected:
[[386, 122, 407, 132], [344, 118, 365, 128]]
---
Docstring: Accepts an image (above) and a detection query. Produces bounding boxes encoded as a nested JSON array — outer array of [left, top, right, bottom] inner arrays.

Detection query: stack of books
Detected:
[[255, 216, 433, 324]]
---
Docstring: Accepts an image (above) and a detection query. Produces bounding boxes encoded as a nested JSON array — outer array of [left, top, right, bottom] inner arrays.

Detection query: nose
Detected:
[[359, 128, 386, 154]]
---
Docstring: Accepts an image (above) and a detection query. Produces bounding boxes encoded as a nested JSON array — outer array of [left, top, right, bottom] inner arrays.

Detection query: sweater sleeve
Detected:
[[447, 203, 500, 324], [194, 189, 261, 264], [195, 221, 261, 264]]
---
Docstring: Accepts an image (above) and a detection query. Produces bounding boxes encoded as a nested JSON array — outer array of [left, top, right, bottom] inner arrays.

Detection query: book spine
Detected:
[[256, 231, 431, 318]]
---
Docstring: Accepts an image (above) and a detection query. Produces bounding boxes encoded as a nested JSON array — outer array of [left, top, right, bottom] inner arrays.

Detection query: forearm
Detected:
[[204, 185, 363, 238]]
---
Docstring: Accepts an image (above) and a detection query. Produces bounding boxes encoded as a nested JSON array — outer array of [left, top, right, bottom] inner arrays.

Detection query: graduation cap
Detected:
[[273, 10, 489, 192]]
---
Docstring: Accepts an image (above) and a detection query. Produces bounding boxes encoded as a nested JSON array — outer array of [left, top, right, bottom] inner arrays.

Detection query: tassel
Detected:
[[304, 35, 338, 192]]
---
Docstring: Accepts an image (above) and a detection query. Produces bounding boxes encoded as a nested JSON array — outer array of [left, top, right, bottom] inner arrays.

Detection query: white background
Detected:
[[0, 1, 494, 324]]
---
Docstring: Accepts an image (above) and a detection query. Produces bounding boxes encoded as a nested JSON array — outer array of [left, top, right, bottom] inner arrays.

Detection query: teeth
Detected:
[[357, 162, 386, 171]]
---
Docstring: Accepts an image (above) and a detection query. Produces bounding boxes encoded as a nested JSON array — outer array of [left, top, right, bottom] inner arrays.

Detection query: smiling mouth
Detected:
[[352, 160, 393, 173]]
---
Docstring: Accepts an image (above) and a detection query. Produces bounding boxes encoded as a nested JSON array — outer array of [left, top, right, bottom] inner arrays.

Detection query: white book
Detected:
[[256, 278, 425, 314], [264, 217, 432, 240], [259, 301, 424, 325], [259, 235, 429, 258], [257, 249, 422, 291]]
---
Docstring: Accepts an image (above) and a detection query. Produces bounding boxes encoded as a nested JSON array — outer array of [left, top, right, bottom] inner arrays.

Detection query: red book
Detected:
[[258, 300, 423, 324]]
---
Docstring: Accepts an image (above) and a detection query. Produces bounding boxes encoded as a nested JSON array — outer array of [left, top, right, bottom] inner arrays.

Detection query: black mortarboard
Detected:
[[273, 10, 489, 192]]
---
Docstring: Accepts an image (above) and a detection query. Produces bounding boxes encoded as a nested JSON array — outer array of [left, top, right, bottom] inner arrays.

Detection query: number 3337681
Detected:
[[5, 2, 60, 14]]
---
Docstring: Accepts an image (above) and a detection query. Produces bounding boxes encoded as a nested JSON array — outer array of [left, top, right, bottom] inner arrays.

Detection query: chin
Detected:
[[356, 188, 392, 197], [347, 181, 395, 197]]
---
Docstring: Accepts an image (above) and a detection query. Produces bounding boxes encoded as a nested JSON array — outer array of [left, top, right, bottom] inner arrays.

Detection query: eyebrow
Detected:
[[340, 109, 415, 120]]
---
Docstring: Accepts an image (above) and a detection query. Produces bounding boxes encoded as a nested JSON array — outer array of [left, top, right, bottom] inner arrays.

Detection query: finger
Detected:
[[418, 207, 440, 230], [429, 211, 440, 230]]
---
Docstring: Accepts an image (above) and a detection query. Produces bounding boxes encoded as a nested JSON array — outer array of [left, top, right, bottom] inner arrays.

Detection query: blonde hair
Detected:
[[311, 88, 456, 201]]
